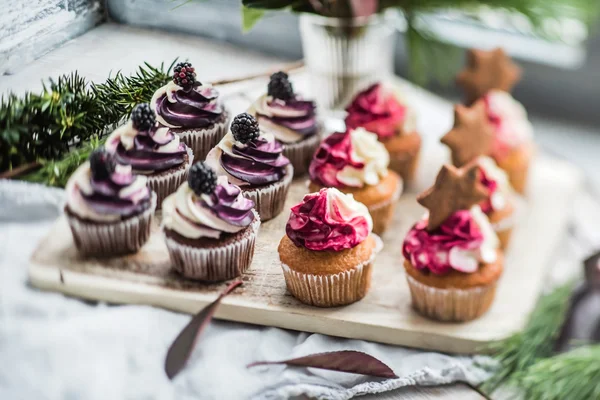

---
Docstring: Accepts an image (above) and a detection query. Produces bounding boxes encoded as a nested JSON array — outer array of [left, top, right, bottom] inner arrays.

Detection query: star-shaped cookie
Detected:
[[457, 48, 522, 104], [417, 164, 489, 231], [441, 100, 495, 167]]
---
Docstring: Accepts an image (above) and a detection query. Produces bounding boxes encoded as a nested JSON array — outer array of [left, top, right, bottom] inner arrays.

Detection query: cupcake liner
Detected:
[[147, 146, 194, 209], [367, 175, 403, 235], [283, 132, 322, 177], [176, 111, 230, 162], [280, 235, 383, 307], [388, 148, 420, 183], [66, 192, 157, 257], [242, 164, 294, 222], [405, 274, 497, 322], [165, 211, 261, 281], [495, 144, 534, 195]]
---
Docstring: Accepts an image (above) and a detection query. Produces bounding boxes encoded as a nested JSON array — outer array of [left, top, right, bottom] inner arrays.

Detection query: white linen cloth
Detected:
[[0, 173, 597, 400]]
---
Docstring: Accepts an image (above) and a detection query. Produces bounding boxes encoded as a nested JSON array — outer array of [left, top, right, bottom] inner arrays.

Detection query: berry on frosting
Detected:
[[131, 103, 156, 131], [267, 71, 294, 101], [188, 162, 217, 195], [173, 61, 197, 88], [231, 113, 260, 143], [89, 147, 116, 180]]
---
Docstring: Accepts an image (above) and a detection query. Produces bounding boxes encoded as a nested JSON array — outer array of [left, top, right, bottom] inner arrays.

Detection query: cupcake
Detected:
[[441, 102, 517, 249], [278, 188, 382, 307], [308, 128, 402, 235], [162, 162, 260, 281], [456, 48, 534, 194], [151, 61, 229, 162], [247, 71, 321, 176], [65, 148, 156, 256], [403, 164, 503, 322], [345, 83, 421, 182], [205, 112, 293, 221], [105, 103, 193, 208]]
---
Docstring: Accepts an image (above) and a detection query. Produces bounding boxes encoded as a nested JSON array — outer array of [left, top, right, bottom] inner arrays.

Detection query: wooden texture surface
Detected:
[[29, 153, 582, 354]]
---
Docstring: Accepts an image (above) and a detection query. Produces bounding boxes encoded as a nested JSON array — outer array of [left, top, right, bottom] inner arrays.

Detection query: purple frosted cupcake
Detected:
[[162, 162, 260, 281], [105, 103, 193, 208], [65, 148, 156, 256], [150, 61, 229, 162], [205, 113, 293, 221], [248, 71, 320, 176]]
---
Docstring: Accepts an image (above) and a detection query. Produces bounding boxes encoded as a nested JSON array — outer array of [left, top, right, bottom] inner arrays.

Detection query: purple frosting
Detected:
[[257, 98, 317, 136], [155, 83, 224, 128], [82, 169, 151, 218], [221, 137, 290, 186], [201, 182, 255, 227], [114, 127, 188, 172]]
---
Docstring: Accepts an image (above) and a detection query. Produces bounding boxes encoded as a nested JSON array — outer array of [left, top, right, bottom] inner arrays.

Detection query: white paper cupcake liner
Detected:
[[146, 146, 194, 209], [165, 211, 261, 281], [280, 235, 383, 307], [242, 164, 294, 222], [367, 174, 403, 235], [283, 132, 322, 177], [66, 192, 157, 257], [405, 274, 497, 322], [176, 111, 230, 162]]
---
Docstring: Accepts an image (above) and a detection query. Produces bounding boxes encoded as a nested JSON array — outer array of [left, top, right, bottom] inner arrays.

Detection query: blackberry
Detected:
[[89, 147, 116, 180], [267, 71, 294, 101], [230, 113, 260, 144], [173, 61, 197, 88], [131, 103, 155, 131], [188, 162, 217, 195]]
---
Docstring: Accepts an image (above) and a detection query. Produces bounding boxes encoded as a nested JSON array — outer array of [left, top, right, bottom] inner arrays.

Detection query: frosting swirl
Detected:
[[249, 94, 317, 143], [205, 131, 290, 187], [477, 156, 511, 213], [345, 83, 413, 140], [286, 188, 373, 251], [483, 90, 533, 158], [105, 121, 188, 173], [151, 81, 224, 129], [66, 162, 151, 222], [403, 206, 499, 275], [309, 128, 389, 188], [162, 176, 255, 239]]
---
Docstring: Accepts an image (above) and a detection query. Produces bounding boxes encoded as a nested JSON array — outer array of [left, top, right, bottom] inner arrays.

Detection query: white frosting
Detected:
[[150, 81, 217, 128], [486, 90, 533, 148], [337, 128, 389, 188], [326, 188, 373, 234], [162, 177, 248, 239], [248, 94, 305, 143], [391, 86, 418, 134], [65, 162, 149, 222], [478, 156, 512, 211]]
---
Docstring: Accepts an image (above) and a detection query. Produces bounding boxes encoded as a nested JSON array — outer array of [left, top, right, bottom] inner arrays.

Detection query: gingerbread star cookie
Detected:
[[441, 100, 495, 167], [457, 48, 522, 104], [417, 164, 489, 231]]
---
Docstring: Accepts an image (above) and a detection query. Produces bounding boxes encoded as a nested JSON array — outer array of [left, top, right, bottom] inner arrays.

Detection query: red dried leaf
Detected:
[[248, 350, 398, 379], [349, 0, 378, 17], [164, 280, 242, 380]]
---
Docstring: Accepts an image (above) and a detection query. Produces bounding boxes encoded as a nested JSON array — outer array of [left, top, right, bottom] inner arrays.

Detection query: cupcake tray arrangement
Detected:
[[28, 152, 581, 354]]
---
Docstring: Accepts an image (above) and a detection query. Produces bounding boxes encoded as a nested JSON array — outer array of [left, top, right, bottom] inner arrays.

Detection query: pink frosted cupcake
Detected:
[[162, 162, 260, 281], [105, 103, 193, 208], [205, 112, 293, 221], [65, 148, 156, 256], [248, 71, 321, 176], [151, 61, 229, 162], [345, 83, 421, 182]]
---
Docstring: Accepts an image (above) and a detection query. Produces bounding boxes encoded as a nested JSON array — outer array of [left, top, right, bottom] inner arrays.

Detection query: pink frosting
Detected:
[[286, 189, 370, 251], [345, 83, 407, 140], [479, 166, 498, 214], [483, 92, 531, 158], [402, 211, 484, 275], [308, 131, 364, 188]]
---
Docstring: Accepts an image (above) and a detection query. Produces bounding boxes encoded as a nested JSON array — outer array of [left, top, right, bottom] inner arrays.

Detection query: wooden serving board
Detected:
[[28, 155, 582, 354]]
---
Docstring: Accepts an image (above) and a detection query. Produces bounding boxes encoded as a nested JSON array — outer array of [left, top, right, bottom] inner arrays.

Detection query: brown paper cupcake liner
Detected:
[[242, 164, 294, 222], [66, 192, 157, 257], [147, 146, 194, 209], [405, 274, 497, 322], [165, 211, 261, 281], [283, 132, 322, 177], [367, 176, 403, 235], [280, 235, 383, 307], [176, 111, 230, 162]]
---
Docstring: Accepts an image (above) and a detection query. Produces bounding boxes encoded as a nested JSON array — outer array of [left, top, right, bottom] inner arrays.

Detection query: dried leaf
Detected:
[[164, 280, 242, 380], [248, 350, 398, 379]]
